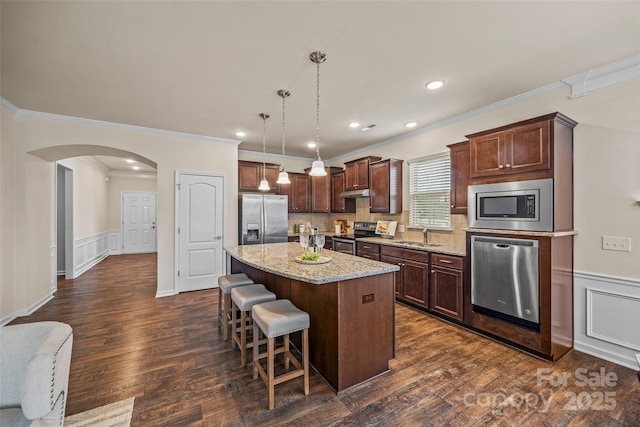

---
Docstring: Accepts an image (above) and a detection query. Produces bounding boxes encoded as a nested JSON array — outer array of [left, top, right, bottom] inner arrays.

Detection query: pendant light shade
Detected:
[[276, 89, 291, 185], [308, 51, 327, 177], [276, 170, 290, 185], [258, 113, 270, 191]]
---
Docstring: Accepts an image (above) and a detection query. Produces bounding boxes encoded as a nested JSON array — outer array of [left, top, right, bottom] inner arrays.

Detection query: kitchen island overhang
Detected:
[[225, 242, 399, 392]]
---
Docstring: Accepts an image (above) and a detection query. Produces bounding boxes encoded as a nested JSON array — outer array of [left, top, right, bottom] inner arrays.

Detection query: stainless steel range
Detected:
[[331, 222, 378, 255]]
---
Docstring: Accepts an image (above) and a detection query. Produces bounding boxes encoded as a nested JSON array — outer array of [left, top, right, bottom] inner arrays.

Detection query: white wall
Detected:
[[57, 157, 110, 240], [1, 104, 18, 319], [0, 105, 239, 321]]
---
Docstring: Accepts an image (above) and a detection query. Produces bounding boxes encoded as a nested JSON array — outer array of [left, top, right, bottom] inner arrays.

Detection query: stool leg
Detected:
[[284, 333, 290, 369], [252, 322, 259, 380], [223, 294, 230, 341], [217, 288, 223, 330], [231, 301, 237, 348], [303, 328, 309, 396], [240, 310, 247, 367], [268, 337, 275, 410]]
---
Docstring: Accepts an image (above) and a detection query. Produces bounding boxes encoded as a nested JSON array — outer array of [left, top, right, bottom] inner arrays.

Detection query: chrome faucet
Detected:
[[422, 227, 429, 244]]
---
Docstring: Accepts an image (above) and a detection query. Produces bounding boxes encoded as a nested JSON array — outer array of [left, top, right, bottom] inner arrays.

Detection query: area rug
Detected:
[[65, 397, 135, 427]]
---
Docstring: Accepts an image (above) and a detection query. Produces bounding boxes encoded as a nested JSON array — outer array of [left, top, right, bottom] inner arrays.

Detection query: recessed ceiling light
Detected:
[[126, 159, 135, 164], [360, 124, 376, 132], [348, 121, 361, 128], [426, 80, 444, 90], [132, 166, 140, 170], [235, 131, 246, 137], [307, 142, 317, 149], [405, 121, 418, 128]]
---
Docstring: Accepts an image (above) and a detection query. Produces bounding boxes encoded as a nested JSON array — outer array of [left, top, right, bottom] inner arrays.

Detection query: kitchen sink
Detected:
[[392, 241, 442, 248]]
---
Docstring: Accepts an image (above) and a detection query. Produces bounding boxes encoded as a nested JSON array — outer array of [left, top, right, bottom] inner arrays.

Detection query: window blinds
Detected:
[[409, 152, 451, 229]]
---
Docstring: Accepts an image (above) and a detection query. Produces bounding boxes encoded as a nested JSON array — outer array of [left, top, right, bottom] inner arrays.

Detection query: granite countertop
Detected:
[[225, 242, 399, 285], [357, 237, 466, 257], [464, 228, 579, 237]]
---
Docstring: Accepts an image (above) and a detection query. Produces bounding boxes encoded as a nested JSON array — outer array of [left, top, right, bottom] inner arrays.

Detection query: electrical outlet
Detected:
[[398, 224, 405, 233], [602, 236, 631, 252]]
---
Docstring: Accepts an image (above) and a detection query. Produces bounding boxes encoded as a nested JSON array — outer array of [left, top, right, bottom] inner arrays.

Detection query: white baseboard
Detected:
[[574, 271, 640, 371], [0, 291, 54, 326], [155, 289, 176, 298]]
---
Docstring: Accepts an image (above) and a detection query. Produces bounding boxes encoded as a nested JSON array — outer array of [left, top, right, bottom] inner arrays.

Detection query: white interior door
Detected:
[[176, 173, 224, 293], [122, 192, 157, 254]]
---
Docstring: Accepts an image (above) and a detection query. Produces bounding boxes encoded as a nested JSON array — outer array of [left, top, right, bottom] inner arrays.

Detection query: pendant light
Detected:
[[276, 89, 291, 185], [258, 113, 271, 191], [308, 51, 327, 177]]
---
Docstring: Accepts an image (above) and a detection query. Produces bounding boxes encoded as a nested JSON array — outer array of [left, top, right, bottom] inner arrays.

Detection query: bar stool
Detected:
[[230, 284, 276, 367], [252, 299, 310, 410], [217, 273, 254, 340]]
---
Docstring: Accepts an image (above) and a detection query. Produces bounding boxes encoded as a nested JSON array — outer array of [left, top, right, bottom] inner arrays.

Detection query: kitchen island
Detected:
[[225, 242, 399, 392]]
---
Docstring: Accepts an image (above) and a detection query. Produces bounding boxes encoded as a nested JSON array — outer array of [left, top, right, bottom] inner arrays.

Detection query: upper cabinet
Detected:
[[447, 141, 470, 215], [344, 156, 382, 190], [238, 160, 280, 192], [306, 166, 342, 213], [467, 113, 577, 182], [278, 173, 310, 213], [369, 159, 403, 214], [331, 170, 356, 213]]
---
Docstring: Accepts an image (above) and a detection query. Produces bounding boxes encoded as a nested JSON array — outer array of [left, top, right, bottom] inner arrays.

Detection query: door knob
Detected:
[[215, 236, 222, 240]]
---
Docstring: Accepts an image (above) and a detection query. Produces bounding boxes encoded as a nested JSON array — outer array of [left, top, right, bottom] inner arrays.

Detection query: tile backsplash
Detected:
[[288, 197, 467, 251]]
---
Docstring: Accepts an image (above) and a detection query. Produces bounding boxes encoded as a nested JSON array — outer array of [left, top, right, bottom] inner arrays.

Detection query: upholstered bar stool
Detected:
[[252, 299, 310, 410], [230, 284, 276, 367], [217, 273, 254, 340]]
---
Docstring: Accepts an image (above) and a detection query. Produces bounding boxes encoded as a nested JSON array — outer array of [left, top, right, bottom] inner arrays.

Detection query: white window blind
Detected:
[[409, 152, 451, 229]]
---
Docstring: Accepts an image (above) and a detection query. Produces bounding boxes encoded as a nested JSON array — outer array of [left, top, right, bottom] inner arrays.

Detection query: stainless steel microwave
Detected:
[[468, 178, 553, 232]]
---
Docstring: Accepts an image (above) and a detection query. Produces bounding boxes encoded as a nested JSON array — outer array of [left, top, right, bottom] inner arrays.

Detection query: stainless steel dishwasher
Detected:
[[471, 235, 540, 327]]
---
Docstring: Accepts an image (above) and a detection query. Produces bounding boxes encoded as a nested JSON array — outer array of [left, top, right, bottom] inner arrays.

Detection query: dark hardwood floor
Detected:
[[9, 254, 639, 426]]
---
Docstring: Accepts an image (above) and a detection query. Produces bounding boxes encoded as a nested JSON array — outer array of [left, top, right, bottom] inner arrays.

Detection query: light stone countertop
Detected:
[[225, 242, 399, 285], [464, 228, 579, 237], [357, 237, 466, 257]]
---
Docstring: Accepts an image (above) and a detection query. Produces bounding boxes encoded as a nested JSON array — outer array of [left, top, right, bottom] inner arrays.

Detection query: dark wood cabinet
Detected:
[[278, 173, 310, 213], [306, 167, 341, 213], [238, 160, 280, 192], [429, 253, 464, 321], [369, 159, 403, 214], [356, 241, 380, 261], [344, 156, 381, 190], [467, 113, 576, 182], [447, 141, 470, 215], [380, 245, 429, 308], [331, 171, 355, 213], [464, 231, 574, 361]]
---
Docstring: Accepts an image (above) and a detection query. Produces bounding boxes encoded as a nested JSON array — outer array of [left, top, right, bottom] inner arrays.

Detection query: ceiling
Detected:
[[2, 1, 639, 170]]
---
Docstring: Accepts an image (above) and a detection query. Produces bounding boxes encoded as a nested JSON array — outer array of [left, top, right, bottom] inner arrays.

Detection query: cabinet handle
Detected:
[[438, 259, 453, 264], [451, 204, 455, 208], [498, 165, 504, 169], [431, 270, 435, 273], [506, 163, 511, 168]]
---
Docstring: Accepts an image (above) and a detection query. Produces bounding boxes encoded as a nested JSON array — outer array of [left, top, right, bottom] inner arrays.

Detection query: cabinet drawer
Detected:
[[358, 252, 380, 261], [357, 242, 380, 254], [380, 245, 429, 263], [431, 253, 463, 270]]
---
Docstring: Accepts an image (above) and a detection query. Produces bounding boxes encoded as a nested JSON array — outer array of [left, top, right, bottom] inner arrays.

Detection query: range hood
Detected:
[[340, 189, 370, 198]]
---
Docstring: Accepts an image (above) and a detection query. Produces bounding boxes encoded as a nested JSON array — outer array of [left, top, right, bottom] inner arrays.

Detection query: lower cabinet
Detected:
[[429, 254, 464, 321], [380, 246, 429, 308]]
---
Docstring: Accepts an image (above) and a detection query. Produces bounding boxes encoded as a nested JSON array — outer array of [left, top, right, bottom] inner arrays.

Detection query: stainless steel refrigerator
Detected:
[[239, 194, 288, 245]]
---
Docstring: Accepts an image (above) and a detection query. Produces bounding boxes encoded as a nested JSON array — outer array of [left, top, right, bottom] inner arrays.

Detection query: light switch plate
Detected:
[[398, 224, 405, 233], [602, 236, 631, 252]]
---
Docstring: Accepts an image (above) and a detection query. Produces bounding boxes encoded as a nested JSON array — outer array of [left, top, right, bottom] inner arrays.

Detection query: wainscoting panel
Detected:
[[574, 271, 640, 370], [109, 230, 122, 255], [73, 232, 110, 278]]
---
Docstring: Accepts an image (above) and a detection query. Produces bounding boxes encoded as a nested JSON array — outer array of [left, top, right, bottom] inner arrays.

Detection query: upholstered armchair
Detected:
[[0, 321, 73, 426]]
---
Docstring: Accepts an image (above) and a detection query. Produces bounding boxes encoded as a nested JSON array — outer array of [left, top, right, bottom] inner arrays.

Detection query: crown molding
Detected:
[[0, 96, 241, 145], [562, 55, 640, 99]]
